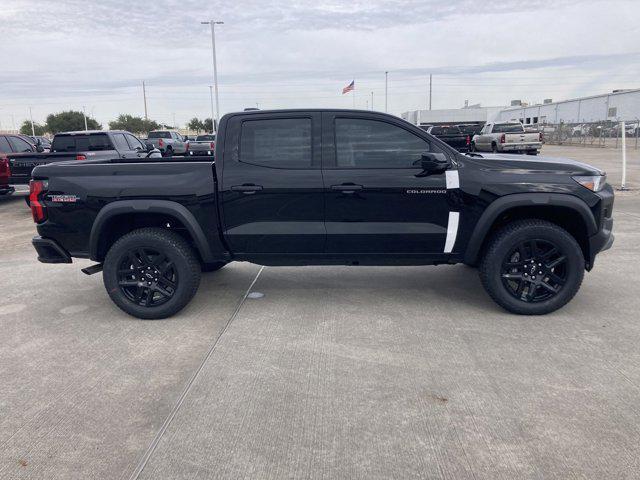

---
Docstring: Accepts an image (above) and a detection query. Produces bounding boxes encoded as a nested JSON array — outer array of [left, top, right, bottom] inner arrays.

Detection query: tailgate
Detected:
[[505, 133, 539, 144], [9, 154, 73, 183]]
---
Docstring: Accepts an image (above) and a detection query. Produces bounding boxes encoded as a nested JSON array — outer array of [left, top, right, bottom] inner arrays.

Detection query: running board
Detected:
[[81, 263, 103, 275]]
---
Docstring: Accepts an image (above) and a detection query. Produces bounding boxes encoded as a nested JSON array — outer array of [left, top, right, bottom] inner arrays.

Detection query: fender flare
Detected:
[[463, 193, 597, 265], [89, 199, 215, 262]]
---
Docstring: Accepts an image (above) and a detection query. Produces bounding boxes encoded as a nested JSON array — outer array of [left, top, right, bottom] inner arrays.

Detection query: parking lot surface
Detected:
[[1, 145, 639, 479]]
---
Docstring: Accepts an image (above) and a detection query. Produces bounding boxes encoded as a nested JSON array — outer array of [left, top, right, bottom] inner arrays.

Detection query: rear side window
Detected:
[[335, 118, 430, 168], [148, 132, 171, 139], [0, 136, 11, 153], [52, 134, 112, 152], [240, 118, 312, 169], [125, 134, 144, 150], [8, 136, 34, 153]]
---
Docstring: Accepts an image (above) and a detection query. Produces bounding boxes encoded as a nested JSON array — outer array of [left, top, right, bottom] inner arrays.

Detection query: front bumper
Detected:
[[32, 236, 72, 264], [0, 185, 15, 195]]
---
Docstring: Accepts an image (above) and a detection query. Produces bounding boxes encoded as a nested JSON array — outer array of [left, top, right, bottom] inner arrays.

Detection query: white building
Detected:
[[402, 106, 505, 126], [494, 89, 640, 125], [402, 88, 640, 127]]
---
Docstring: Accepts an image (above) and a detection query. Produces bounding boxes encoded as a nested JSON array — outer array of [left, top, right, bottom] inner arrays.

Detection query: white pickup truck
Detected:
[[471, 122, 542, 155]]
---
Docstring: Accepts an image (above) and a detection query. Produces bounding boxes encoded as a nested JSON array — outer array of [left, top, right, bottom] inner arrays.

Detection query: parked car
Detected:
[[187, 134, 216, 156], [424, 125, 469, 152], [0, 156, 12, 195], [146, 131, 189, 156], [0, 134, 38, 195], [7, 130, 160, 185], [471, 122, 542, 155], [30, 109, 613, 319]]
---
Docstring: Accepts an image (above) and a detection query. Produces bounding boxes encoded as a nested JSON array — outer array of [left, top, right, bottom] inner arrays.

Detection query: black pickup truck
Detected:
[[423, 125, 470, 152], [29, 109, 614, 319], [8, 130, 159, 185]]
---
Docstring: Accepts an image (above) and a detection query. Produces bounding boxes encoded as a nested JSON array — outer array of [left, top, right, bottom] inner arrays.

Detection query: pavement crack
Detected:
[[126, 265, 265, 480]]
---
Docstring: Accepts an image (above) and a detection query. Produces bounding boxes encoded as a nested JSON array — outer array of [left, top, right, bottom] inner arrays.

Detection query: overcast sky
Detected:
[[1, 0, 639, 129]]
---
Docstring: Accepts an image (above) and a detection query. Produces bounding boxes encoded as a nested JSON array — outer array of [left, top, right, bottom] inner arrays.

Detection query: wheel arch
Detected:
[[90, 200, 216, 263], [464, 193, 597, 268]]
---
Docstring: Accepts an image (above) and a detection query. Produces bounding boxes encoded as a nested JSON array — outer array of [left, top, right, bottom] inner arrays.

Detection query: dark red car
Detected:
[[0, 134, 36, 195]]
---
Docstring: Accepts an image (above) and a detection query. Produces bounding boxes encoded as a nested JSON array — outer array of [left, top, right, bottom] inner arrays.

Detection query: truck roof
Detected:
[[55, 130, 129, 136], [225, 108, 388, 117]]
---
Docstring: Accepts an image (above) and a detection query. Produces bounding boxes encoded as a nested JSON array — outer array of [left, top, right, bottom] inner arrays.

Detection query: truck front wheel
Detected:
[[103, 228, 202, 319], [479, 219, 584, 315]]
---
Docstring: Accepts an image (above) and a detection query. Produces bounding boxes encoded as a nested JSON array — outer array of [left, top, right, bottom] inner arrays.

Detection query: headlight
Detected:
[[572, 174, 606, 192]]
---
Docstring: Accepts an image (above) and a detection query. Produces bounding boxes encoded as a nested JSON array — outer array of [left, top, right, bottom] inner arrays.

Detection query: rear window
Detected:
[[148, 131, 171, 139], [240, 118, 312, 169], [430, 126, 461, 135], [52, 134, 113, 152], [196, 135, 216, 141], [492, 123, 524, 133]]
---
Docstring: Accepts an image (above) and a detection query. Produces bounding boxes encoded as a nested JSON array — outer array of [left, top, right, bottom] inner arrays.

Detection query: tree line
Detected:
[[19, 111, 216, 136]]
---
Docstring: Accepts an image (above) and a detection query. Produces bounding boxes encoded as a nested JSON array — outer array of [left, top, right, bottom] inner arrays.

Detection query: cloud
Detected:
[[0, 0, 638, 128]]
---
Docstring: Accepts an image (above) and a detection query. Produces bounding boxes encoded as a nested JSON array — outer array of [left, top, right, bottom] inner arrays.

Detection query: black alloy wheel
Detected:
[[500, 239, 567, 303], [117, 247, 177, 307]]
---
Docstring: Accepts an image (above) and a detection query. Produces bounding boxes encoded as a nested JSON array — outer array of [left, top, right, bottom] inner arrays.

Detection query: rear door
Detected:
[[220, 112, 324, 257], [322, 112, 457, 256]]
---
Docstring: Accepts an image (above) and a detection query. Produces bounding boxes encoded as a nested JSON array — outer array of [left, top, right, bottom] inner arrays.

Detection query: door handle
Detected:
[[331, 184, 363, 194], [231, 184, 263, 194]]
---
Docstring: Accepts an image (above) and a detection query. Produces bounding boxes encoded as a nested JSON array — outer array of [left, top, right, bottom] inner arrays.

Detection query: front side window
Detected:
[[335, 118, 430, 168], [240, 118, 312, 169]]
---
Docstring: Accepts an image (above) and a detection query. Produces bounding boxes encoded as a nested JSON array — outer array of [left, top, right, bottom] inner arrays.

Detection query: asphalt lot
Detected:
[[1, 145, 639, 479]]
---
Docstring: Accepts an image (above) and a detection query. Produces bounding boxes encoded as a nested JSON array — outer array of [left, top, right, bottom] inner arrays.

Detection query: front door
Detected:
[[220, 113, 324, 258], [322, 112, 457, 257]]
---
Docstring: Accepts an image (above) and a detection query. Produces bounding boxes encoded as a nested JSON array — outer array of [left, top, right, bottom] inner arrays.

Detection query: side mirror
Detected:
[[419, 152, 449, 174], [145, 142, 155, 152]]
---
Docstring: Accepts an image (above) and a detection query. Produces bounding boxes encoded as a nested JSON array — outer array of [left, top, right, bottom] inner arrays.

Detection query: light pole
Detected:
[[384, 71, 388, 113], [371, 91, 374, 111], [209, 86, 215, 133], [29, 107, 36, 136], [201, 20, 223, 132], [82, 106, 88, 131]]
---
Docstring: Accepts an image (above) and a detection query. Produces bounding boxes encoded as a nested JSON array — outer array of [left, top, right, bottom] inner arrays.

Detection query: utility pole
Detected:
[[209, 86, 215, 133], [371, 91, 374, 110], [202, 20, 224, 131], [82, 106, 88, 131], [385, 71, 388, 112], [172, 112, 176, 130], [429, 74, 432, 111], [142, 80, 148, 121], [29, 107, 35, 136]]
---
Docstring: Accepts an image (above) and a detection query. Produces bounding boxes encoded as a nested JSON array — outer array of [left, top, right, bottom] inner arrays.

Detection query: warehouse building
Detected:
[[402, 88, 640, 127], [494, 88, 640, 125], [401, 105, 505, 126]]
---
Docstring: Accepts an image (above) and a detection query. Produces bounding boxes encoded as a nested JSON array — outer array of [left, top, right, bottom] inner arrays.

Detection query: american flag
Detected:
[[342, 80, 355, 94]]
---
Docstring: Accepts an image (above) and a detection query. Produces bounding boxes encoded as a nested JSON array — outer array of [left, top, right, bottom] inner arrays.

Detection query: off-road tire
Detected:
[[479, 219, 584, 315], [103, 228, 201, 319]]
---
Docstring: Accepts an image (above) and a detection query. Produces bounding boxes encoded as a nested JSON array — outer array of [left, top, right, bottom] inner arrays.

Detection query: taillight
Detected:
[[465, 135, 470, 146], [0, 156, 9, 176], [158, 139, 164, 147], [500, 133, 506, 144], [210, 142, 215, 149], [29, 179, 48, 223], [76, 154, 86, 160]]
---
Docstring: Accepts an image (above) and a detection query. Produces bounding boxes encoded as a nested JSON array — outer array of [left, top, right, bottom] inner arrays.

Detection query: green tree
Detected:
[[45, 110, 101, 134], [187, 117, 205, 133], [203, 118, 214, 133], [19, 120, 47, 136], [108, 114, 159, 134]]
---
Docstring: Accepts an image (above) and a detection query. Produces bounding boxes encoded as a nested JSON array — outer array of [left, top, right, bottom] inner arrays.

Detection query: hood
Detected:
[[463, 153, 604, 176]]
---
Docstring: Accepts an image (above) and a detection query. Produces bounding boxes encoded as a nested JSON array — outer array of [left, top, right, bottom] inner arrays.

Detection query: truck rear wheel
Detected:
[[479, 219, 584, 315], [103, 228, 201, 319]]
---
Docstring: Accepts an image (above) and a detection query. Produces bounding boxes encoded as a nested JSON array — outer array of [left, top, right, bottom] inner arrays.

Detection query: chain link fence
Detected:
[[526, 121, 640, 149]]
